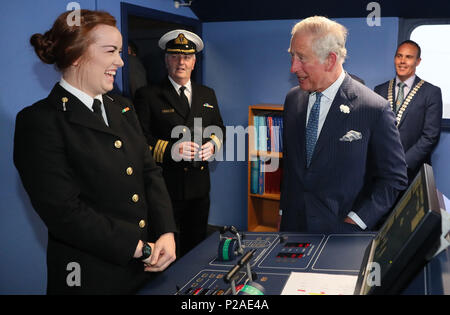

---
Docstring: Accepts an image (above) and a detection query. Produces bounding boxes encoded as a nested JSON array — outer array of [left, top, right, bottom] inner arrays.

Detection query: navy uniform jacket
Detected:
[[374, 76, 442, 180], [280, 74, 408, 233], [14, 84, 176, 294], [134, 78, 225, 201]]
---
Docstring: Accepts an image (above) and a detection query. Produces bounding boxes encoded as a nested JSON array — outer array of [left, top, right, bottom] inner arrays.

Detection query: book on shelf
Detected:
[[248, 105, 283, 232], [252, 113, 283, 153], [250, 159, 259, 194], [250, 157, 283, 196]]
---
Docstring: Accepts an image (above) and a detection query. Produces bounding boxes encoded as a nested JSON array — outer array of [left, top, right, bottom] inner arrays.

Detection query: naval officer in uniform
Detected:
[[134, 30, 225, 257], [14, 9, 176, 294]]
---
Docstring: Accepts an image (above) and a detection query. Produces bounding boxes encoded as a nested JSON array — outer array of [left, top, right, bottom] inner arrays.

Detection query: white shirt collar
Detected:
[[313, 69, 346, 101], [306, 69, 346, 135], [396, 74, 416, 89], [59, 78, 103, 111], [168, 75, 192, 94]]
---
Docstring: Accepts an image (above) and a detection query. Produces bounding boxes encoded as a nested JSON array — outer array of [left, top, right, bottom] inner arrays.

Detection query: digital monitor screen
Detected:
[[356, 164, 442, 295]]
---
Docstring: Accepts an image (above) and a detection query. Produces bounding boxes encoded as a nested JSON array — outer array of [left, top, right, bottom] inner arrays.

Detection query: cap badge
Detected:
[[174, 33, 189, 45]]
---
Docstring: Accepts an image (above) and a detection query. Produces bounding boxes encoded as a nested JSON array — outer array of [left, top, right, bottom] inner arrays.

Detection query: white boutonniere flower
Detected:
[[340, 104, 350, 114]]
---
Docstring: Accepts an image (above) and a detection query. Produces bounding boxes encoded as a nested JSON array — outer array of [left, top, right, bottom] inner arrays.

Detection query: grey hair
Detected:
[[289, 16, 348, 64]]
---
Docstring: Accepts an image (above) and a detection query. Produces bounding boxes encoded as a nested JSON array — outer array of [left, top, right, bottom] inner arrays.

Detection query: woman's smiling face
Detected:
[[74, 24, 124, 97]]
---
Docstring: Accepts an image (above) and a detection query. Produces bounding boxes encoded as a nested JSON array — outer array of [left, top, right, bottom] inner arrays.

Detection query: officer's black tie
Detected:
[[92, 99, 105, 125], [179, 86, 190, 114]]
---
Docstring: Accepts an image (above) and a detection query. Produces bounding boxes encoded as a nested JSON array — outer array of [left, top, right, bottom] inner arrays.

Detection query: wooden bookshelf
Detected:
[[248, 104, 283, 232]]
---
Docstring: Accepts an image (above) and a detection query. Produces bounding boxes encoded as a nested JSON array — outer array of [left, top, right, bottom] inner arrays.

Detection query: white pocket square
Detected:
[[339, 130, 362, 142]]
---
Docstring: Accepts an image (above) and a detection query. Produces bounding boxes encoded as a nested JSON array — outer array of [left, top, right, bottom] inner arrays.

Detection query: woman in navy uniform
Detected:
[[134, 30, 225, 257], [13, 10, 176, 294]]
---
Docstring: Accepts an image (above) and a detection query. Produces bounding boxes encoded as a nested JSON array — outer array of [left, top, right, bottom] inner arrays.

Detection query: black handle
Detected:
[[224, 249, 256, 283]]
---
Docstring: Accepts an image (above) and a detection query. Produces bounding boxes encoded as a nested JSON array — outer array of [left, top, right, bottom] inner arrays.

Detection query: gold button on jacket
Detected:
[[114, 140, 122, 148], [132, 194, 139, 203], [126, 167, 133, 175], [139, 220, 146, 228]]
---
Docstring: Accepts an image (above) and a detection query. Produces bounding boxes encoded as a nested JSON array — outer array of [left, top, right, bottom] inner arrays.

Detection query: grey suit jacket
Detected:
[[280, 74, 408, 233]]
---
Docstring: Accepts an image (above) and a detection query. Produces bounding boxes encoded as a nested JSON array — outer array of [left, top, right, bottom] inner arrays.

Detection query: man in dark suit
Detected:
[[134, 30, 225, 257], [280, 16, 408, 233], [374, 40, 442, 182]]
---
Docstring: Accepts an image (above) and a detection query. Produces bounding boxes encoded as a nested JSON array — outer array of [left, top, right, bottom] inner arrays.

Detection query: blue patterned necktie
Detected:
[[305, 92, 322, 167], [395, 82, 406, 113]]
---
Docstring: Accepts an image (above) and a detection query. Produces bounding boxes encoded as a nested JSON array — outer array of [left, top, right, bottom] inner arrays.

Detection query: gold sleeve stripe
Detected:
[[153, 140, 169, 163], [153, 140, 163, 162], [157, 140, 165, 163], [210, 134, 222, 152]]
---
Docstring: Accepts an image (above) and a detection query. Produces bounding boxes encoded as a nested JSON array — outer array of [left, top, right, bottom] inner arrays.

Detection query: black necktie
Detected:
[[92, 99, 105, 125], [179, 86, 190, 113]]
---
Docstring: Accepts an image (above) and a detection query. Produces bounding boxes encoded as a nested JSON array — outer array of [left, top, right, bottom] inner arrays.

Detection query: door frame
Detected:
[[120, 3, 202, 97]]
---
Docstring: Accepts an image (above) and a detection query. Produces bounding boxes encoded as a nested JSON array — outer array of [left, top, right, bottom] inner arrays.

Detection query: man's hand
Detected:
[[344, 216, 357, 225], [143, 233, 176, 272], [199, 141, 215, 161], [173, 141, 199, 161]]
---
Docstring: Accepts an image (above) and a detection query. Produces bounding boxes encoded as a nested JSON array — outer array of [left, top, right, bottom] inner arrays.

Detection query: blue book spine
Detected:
[[253, 116, 259, 151], [259, 116, 267, 152], [250, 159, 259, 194], [258, 159, 265, 194]]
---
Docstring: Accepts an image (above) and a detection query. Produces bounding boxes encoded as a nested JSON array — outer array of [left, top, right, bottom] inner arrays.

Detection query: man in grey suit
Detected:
[[279, 16, 408, 233]]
